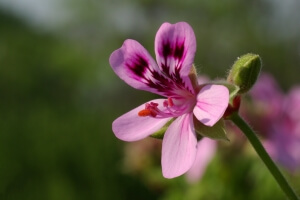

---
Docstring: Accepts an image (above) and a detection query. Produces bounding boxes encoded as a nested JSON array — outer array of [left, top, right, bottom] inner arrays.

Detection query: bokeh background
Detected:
[[0, 0, 300, 199]]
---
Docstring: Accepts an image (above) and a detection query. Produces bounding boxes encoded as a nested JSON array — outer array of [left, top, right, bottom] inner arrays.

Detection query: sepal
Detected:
[[194, 117, 229, 141], [150, 119, 174, 139]]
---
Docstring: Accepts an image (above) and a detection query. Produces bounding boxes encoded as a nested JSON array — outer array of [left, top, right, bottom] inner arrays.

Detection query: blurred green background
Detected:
[[0, 0, 299, 199]]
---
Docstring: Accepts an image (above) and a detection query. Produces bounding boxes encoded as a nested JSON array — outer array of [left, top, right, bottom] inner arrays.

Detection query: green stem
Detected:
[[230, 112, 299, 200]]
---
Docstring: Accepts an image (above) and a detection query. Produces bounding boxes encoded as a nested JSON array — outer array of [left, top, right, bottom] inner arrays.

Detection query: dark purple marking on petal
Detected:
[[160, 39, 186, 76], [145, 69, 192, 97], [161, 39, 185, 60], [161, 63, 170, 77], [151, 38, 194, 96], [147, 71, 171, 91], [125, 52, 193, 97], [126, 54, 149, 78], [162, 40, 172, 59], [174, 42, 185, 60], [161, 41, 172, 75], [125, 54, 175, 95], [173, 68, 183, 83]]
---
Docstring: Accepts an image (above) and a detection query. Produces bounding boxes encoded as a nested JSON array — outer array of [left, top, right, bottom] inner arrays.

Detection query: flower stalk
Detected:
[[229, 112, 299, 200]]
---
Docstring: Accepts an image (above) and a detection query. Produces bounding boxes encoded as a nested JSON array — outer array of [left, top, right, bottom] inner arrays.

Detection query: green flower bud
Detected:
[[227, 53, 262, 94]]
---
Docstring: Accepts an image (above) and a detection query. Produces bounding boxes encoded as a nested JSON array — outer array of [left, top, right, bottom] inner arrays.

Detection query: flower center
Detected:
[[138, 97, 191, 118]]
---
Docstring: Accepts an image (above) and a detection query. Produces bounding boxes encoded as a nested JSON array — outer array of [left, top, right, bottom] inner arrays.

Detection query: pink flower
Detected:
[[109, 22, 229, 178], [246, 73, 284, 137], [267, 87, 300, 171], [249, 73, 283, 123], [264, 123, 300, 172], [186, 138, 217, 183], [284, 87, 300, 127], [248, 73, 300, 171]]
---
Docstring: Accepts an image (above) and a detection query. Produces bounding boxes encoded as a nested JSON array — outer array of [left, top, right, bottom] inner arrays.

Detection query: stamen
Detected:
[[163, 101, 168, 107], [138, 109, 157, 117], [138, 109, 151, 117], [168, 97, 174, 107], [163, 97, 174, 107], [138, 98, 188, 118]]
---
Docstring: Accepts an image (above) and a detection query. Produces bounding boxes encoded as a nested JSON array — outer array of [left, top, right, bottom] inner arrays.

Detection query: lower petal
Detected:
[[186, 138, 217, 183], [161, 113, 197, 178], [112, 99, 171, 141], [193, 84, 229, 126]]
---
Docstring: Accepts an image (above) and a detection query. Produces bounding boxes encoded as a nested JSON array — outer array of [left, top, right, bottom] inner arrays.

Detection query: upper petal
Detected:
[[161, 113, 198, 178], [110, 39, 171, 96], [155, 22, 196, 94], [193, 84, 229, 126], [155, 22, 196, 77], [112, 99, 172, 141], [110, 39, 191, 97]]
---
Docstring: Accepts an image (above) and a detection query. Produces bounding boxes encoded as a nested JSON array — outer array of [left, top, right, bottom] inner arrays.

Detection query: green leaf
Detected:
[[194, 118, 229, 141]]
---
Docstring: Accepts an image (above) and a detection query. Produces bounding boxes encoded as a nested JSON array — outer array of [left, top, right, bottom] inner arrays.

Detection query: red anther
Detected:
[[138, 109, 157, 117], [138, 109, 152, 117]]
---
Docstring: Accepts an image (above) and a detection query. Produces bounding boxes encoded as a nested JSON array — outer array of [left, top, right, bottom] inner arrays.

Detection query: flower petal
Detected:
[[162, 113, 197, 178], [186, 138, 217, 183], [155, 22, 196, 77], [112, 99, 172, 141], [193, 84, 229, 126], [109, 39, 165, 96], [109, 39, 188, 97], [155, 22, 196, 93]]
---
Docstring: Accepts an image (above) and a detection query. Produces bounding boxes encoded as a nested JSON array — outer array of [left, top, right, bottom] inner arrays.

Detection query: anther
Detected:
[[138, 109, 157, 117]]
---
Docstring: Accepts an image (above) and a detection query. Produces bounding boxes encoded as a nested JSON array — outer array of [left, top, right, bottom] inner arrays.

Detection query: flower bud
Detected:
[[227, 54, 262, 94]]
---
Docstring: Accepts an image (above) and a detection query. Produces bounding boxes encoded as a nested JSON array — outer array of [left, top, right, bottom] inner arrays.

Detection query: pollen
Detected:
[[138, 109, 157, 117], [138, 109, 152, 117]]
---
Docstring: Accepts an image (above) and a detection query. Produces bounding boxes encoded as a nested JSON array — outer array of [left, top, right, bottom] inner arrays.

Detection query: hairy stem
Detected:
[[230, 112, 299, 200]]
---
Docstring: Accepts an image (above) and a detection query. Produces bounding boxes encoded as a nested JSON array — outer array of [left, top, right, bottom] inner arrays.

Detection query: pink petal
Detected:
[[112, 99, 172, 141], [193, 84, 229, 126], [155, 22, 197, 94], [186, 138, 217, 183], [250, 73, 283, 120], [264, 125, 300, 171], [284, 87, 300, 122], [155, 22, 196, 77], [109, 39, 169, 96], [162, 113, 198, 178], [109, 39, 192, 97]]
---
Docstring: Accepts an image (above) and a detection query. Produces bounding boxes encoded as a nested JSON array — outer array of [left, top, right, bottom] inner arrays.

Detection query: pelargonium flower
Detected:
[[109, 22, 229, 178], [246, 73, 284, 136], [247, 73, 300, 171], [249, 73, 283, 122], [265, 87, 300, 171]]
